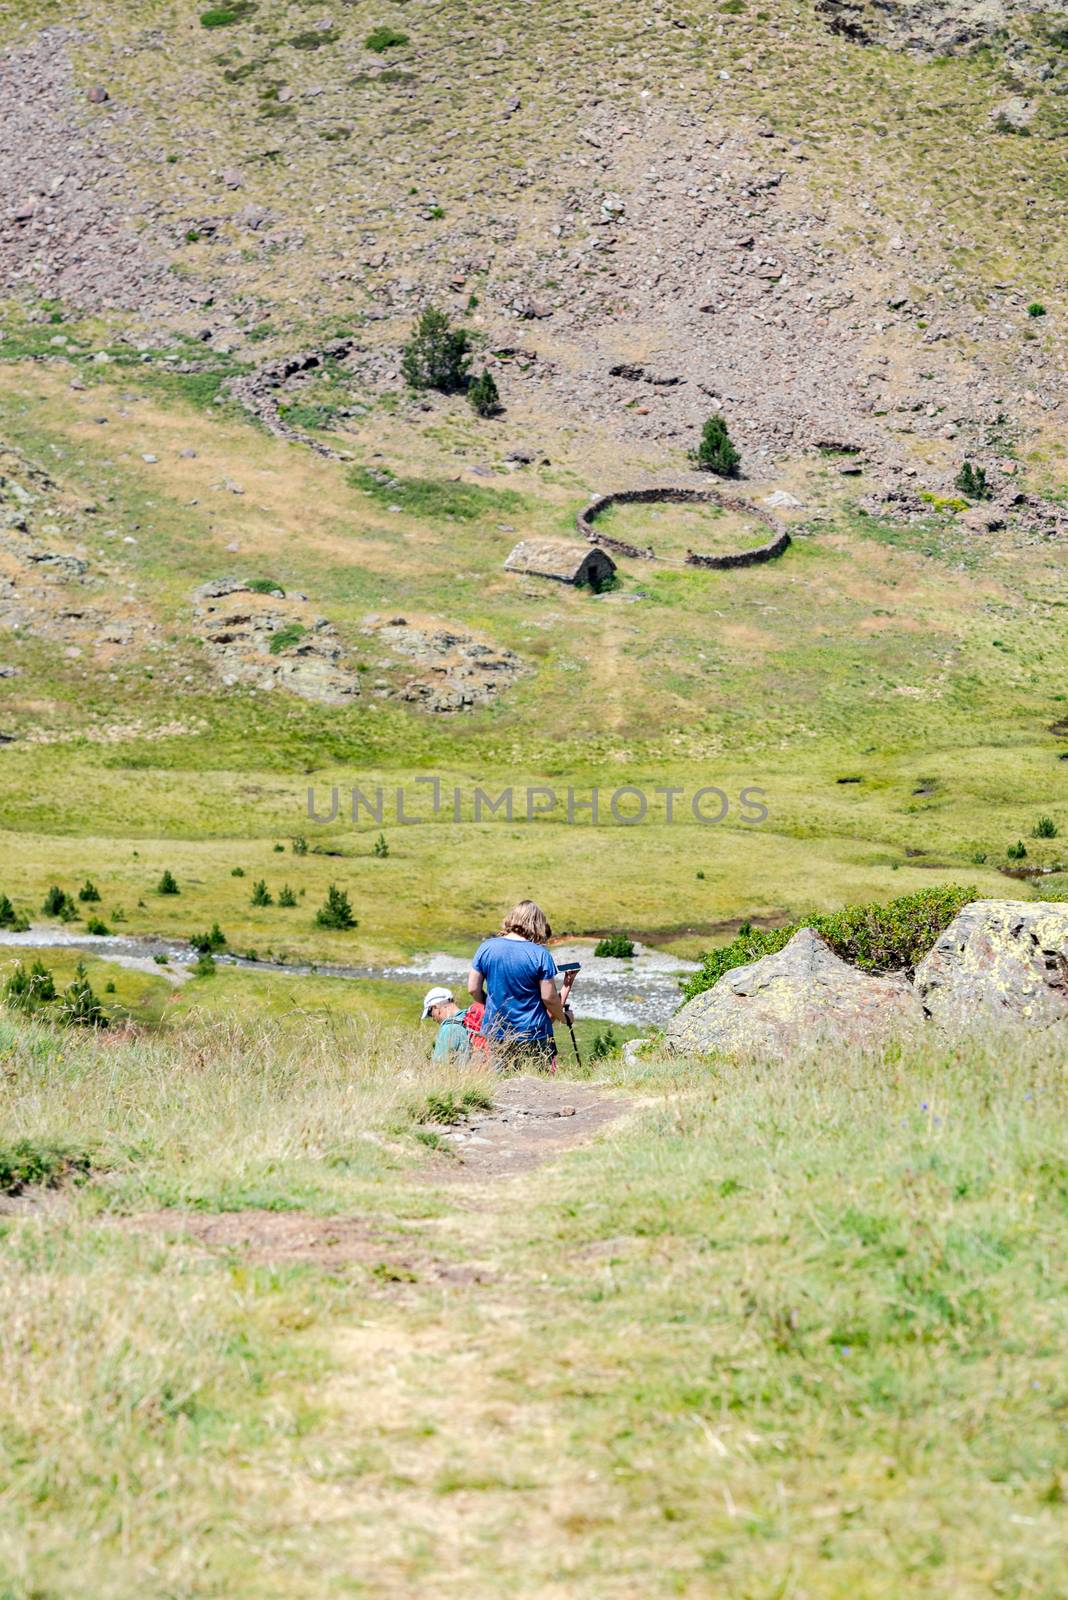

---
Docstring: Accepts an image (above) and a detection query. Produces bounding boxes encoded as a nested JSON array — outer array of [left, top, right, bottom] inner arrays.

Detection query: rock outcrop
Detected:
[[193, 582, 362, 706], [914, 899, 1068, 1029], [361, 615, 523, 712], [666, 927, 923, 1057]]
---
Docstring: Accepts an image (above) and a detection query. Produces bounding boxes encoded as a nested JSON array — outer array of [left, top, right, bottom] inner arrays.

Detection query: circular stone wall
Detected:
[[577, 486, 791, 568]]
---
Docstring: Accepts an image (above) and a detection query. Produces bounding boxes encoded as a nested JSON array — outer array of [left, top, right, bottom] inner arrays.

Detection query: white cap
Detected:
[[421, 986, 454, 1019]]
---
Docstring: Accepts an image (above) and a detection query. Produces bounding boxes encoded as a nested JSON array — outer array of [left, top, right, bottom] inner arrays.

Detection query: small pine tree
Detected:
[[315, 884, 357, 930], [231, 866, 246, 877], [401, 307, 471, 393], [1007, 839, 1028, 860], [278, 884, 298, 907], [468, 369, 502, 417], [190, 922, 227, 953], [157, 870, 180, 896], [250, 879, 273, 907], [57, 963, 107, 1027], [693, 414, 741, 477], [42, 885, 75, 918], [372, 833, 390, 859], [1033, 815, 1059, 839], [955, 461, 992, 501], [0, 894, 28, 932], [3, 959, 56, 1013], [291, 836, 308, 856], [85, 917, 110, 936], [78, 879, 101, 904], [192, 952, 217, 978]]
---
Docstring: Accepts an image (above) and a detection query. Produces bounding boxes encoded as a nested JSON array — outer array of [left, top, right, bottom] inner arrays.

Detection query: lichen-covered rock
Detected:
[[914, 900, 1068, 1029], [665, 927, 923, 1057]]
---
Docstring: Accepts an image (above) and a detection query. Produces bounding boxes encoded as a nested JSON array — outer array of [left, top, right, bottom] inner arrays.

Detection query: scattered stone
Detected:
[[86, 85, 109, 104], [990, 96, 1034, 135], [959, 505, 1004, 533]]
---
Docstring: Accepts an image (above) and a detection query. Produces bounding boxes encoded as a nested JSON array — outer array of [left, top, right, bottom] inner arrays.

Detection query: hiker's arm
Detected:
[[540, 977, 570, 1025], [467, 967, 485, 1002]]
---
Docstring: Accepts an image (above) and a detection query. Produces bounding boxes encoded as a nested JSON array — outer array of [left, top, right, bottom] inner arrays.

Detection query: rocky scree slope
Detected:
[[0, 3, 1064, 501]]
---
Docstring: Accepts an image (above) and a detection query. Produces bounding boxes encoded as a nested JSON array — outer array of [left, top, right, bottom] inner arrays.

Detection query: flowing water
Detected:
[[0, 929, 698, 1026]]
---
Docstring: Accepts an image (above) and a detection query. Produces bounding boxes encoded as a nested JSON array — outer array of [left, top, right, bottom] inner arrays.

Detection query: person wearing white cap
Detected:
[[421, 986, 472, 1062]]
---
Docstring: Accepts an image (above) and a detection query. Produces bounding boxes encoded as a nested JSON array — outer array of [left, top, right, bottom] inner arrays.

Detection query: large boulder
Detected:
[[665, 927, 923, 1057], [914, 900, 1068, 1029]]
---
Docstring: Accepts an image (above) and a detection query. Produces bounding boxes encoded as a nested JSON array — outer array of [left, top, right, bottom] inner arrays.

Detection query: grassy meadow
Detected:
[[1, 2, 1067, 1591], [0, 350, 1065, 974], [2, 1013, 1067, 1597]]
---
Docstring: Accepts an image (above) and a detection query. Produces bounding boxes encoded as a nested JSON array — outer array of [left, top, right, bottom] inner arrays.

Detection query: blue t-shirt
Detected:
[[472, 936, 558, 1042]]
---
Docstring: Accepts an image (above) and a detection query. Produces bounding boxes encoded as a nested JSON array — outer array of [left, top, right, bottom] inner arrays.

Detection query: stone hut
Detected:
[[504, 538, 617, 590]]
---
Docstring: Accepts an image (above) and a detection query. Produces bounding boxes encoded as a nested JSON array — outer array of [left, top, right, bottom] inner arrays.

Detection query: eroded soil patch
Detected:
[[423, 1075, 628, 1182]]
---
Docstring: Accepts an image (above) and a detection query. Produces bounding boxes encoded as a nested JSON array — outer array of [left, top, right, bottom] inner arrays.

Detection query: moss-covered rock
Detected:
[[666, 927, 923, 1058]]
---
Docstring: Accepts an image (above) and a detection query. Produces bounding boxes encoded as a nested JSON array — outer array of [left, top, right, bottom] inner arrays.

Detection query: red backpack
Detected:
[[461, 1001, 490, 1057]]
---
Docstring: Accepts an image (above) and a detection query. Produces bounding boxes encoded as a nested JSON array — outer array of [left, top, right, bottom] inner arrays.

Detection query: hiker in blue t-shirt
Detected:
[[467, 900, 572, 1074]]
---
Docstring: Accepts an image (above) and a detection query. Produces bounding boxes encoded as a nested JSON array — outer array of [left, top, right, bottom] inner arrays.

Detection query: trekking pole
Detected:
[[559, 961, 582, 1068]]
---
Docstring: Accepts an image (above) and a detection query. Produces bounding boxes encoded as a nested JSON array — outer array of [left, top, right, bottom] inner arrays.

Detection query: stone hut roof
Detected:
[[503, 538, 616, 583]]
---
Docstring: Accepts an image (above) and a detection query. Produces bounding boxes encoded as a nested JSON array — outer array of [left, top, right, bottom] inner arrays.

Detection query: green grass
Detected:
[[1, 1011, 1065, 1594], [349, 464, 523, 521]]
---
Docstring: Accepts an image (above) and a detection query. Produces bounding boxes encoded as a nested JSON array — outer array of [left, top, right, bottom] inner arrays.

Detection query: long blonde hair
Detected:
[[500, 899, 552, 945]]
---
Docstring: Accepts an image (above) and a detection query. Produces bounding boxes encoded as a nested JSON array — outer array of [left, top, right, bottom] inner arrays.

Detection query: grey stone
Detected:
[[915, 900, 1068, 1030], [666, 927, 923, 1057]]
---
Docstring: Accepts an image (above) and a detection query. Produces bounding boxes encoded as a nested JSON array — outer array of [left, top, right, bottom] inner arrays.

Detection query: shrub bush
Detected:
[[366, 25, 409, 51], [200, 2, 256, 27], [589, 1027, 619, 1060], [0, 1138, 91, 1195], [468, 370, 502, 417], [1033, 815, 1059, 839], [1007, 840, 1028, 860], [288, 27, 338, 49], [955, 461, 992, 501], [85, 917, 110, 936], [315, 884, 357, 930], [291, 836, 308, 855], [192, 953, 217, 978], [1028, 302, 1046, 318], [681, 884, 977, 1000], [401, 307, 471, 394], [692, 414, 740, 477], [157, 870, 180, 895], [247, 578, 285, 596], [372, 833, 390, 859], [594, 934, 635, 958]]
